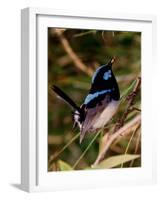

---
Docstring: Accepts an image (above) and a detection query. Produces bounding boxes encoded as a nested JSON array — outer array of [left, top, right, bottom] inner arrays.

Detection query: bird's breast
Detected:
[[92, 100, 119, 129]]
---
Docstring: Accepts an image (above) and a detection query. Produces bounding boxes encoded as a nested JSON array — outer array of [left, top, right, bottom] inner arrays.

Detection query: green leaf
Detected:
[[57, 160, 73, 171], [93, 154, 140, 169]]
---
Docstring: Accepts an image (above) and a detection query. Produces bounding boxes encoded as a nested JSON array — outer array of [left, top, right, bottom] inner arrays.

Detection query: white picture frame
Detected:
[[21, 7, 157, 192]]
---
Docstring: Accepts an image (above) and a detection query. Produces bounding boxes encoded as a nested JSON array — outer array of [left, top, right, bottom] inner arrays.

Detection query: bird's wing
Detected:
[[80, 95, 111, 143]]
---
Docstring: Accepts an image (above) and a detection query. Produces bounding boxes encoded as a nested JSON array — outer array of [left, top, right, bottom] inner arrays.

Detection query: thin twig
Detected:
[[52, 29, 93, 76], [73, 30, 96, 38], [92, 114, 141, 166]]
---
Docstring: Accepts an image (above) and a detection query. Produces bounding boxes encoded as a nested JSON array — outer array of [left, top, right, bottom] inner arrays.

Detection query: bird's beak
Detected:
[[110, 56, 116, 64]]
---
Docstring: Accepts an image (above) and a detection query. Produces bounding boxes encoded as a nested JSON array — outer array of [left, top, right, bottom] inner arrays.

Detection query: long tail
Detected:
[[52, 85, 81, 112]]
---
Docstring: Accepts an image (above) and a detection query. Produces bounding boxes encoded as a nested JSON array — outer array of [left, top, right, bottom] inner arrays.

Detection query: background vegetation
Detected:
[[48, 28, 141, 171]]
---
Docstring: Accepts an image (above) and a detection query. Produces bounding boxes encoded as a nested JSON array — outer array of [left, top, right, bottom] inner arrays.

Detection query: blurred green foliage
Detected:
[[48, 28, 141, 171]]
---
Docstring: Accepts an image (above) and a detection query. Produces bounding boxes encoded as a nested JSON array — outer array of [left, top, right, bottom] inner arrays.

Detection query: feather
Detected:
[[52, 85, 81, 113]]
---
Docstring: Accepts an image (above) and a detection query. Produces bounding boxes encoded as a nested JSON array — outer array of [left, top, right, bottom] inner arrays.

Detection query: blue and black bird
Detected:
[[52, 57, 120, 143]]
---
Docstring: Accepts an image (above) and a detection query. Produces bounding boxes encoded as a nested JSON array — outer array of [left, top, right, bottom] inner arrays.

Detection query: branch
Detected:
[[92, 114, 141, 166], [113, 77, 141, 132], [52, 29, 93, 76]]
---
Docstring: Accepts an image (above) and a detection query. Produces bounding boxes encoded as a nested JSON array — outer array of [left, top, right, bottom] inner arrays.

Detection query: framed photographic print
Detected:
[[21, 7, 156, 192]]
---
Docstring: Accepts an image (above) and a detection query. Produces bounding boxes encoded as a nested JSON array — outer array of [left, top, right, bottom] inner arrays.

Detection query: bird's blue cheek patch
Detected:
[[103, 70, 112, 80], [84, 89, 112, 104]]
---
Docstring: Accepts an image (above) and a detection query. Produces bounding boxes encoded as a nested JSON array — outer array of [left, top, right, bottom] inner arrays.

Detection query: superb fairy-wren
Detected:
[[52, 57, 120, 143]]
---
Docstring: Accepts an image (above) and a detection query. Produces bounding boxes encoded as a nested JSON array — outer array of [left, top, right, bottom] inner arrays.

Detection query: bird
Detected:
[[52, 57, 120, 143]]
